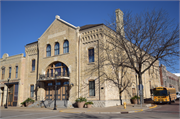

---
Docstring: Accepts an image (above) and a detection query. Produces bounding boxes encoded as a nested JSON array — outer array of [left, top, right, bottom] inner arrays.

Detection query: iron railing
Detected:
[[39, 72, 70, 80]]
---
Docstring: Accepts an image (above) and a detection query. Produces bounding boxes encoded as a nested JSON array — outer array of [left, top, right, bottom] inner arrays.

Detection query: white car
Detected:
[[176, 92, 180, 99]]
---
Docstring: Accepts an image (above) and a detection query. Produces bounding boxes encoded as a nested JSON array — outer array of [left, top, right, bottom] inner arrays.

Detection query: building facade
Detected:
[[0, 9, 161, 108], [159, 64, 179, 91]]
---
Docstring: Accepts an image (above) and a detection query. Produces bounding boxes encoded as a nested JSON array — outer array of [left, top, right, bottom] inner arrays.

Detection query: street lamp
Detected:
[[4, 78, 10, 109], [53, 71, 58, 110]]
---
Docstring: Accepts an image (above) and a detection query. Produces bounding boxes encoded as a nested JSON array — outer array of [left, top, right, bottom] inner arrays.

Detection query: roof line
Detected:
[[56, 15, 77, 29]]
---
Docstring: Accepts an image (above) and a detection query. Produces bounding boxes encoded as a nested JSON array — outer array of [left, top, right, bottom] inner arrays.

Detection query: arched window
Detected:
[[46, 62, 69, 77], [46, 44, 51, 57], [54, 42, 59, 55], [88, 48, 94, 62], [1, 67, 5, 80], [63, 40, 69, 54]]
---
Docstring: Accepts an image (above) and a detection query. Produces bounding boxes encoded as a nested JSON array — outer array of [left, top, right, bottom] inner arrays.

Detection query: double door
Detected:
[[45, 81, 69, 100], [8, 84, 18, 106]]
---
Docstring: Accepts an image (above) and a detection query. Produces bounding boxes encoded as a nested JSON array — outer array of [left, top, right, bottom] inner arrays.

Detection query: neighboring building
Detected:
[[159, 64, 179, 91], [0, 9, 161, 108], [173, 73, 180, 92], [0, 53, 25, 106]]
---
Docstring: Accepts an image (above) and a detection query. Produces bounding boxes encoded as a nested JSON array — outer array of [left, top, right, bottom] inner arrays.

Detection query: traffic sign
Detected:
[[138, 84, 143, 90], [139, 90, 143, 95]]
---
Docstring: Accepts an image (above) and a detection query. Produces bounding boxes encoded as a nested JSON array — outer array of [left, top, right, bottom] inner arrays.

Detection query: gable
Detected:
[[38, 16, 78, 41]]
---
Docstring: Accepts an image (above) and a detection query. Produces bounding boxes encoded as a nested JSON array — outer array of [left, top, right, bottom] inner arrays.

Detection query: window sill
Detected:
[[44, 53, 70, 59], [87, 96, 96, 98], [31, 71, 35, 73], [87, 62, 95, 65]]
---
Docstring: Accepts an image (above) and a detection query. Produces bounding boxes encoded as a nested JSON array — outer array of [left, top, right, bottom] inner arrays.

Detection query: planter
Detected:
[[87, 104, 92, 108], [25, 102, 33, 107], [131, 99, 137, 104], [77, 102, 85, 108]]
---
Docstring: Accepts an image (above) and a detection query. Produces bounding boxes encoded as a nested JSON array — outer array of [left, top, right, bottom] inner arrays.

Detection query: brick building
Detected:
[[159, 64, 179, 91], [0, 9, 161, 108]]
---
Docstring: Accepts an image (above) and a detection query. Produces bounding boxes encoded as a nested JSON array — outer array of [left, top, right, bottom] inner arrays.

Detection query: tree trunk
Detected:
[[138, 73, 144, 104], [119, 95, 122, 105]]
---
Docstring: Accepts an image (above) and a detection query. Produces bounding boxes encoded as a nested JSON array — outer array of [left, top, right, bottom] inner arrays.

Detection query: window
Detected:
[[2, 67, 5, 79], [30, 85, 34, 97], [46, 44, 51, 57], [9, 67, 11, 78], [88, 48, 94, 62], [15, 66, 18, 78], [54, 42, 59, 55], [46, 62, 69, 77], [63, 40, 69, 53], [14, 84, 18, 101], [32, 59, 35, 71], [89, 80, 95, 96], [48, 83, 52, 86], [132, 88, 136, 96]]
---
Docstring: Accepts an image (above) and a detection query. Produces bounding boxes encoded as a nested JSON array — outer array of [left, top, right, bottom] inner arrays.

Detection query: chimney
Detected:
[[115, 9, 125, 37]]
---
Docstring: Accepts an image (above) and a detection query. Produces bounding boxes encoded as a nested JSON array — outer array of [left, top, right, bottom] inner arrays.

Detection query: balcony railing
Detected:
[[39, 72, 70, 80]]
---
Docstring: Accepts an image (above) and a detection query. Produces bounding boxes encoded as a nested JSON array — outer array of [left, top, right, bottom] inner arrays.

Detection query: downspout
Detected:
[[36, 41, 39, 101], [77, 27, 80, 98], [98, 39, 100, 100]]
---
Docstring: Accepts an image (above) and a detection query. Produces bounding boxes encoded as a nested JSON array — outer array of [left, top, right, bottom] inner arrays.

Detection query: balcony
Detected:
[[38, 72, 70, 81]]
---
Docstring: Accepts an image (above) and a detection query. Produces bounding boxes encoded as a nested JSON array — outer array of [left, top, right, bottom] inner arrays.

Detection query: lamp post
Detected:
[[4, 78, 10, 109], [53, 71, 58, 110]]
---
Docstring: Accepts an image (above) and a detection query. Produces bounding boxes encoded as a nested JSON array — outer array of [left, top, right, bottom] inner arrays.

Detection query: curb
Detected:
[[59, 109, 144, 114], [59, 105, 158, 114], [149, 105, 157, 109]]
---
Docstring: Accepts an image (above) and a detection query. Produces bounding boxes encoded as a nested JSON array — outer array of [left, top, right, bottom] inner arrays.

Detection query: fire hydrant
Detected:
[[123, 102, 126, 109]]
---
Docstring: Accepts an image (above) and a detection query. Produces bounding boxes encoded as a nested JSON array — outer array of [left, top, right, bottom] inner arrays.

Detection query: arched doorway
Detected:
[[44, 62, 69, 101]]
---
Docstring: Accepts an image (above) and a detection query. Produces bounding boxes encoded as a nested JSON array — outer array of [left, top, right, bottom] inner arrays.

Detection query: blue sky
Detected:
[[0, 1, 179, 73]]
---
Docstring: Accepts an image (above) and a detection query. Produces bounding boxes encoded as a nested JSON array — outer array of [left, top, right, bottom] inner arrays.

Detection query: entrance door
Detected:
[[8, 85, 14, 106], [45, 86, 53, 100], [45, 81, 69, 100], [61, 85, 69, 100]]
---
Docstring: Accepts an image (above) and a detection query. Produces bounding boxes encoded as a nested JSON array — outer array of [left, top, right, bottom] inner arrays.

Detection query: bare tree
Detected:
[[106, 8, 179, 103], [85, 40, 133, 105]]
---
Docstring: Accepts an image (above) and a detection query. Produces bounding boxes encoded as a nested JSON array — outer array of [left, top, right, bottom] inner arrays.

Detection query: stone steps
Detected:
[[28, 100, 69, 108]]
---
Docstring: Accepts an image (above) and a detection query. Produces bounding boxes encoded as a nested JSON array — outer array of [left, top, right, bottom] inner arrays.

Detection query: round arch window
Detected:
[[46, 62, 69, 77]]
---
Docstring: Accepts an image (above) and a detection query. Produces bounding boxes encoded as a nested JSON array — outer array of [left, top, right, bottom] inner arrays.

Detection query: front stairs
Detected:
[[28, 100, 70, 108]]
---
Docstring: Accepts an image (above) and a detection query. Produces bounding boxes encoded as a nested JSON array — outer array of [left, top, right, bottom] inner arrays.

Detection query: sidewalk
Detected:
[[59, 104, 157, 114], [1, 103, 157, 114]]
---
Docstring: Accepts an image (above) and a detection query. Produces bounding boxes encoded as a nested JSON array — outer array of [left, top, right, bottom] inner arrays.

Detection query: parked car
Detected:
[[176, 92, 180, 99]]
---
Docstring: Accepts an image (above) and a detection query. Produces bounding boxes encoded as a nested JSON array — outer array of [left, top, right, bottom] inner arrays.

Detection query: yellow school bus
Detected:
[[153, 87, 176, 104]]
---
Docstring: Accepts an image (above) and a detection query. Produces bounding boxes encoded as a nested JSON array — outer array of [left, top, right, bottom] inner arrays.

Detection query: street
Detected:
[[1, 100, 179, 119]]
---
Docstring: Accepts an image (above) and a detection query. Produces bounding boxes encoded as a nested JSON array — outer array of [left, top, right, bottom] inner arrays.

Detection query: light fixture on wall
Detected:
[[70, 83, 74, 87]]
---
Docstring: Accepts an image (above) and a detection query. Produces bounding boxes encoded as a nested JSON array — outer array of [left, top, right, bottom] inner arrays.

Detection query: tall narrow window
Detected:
[[30, 85, 34, 97], [88, 48, 94, 62], [14, 84, 18, 102], [2, 67, 5, 79], [63, 40, 69, 53], [46, 44, 51, 57], [9, 67, 11, 78], [89, 80, 95, 96], [15, 66, 18, 78], [54, 42, 59, 55], [32, 59, 35, 71]]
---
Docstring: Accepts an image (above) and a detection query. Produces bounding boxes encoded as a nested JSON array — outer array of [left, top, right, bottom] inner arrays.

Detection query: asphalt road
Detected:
[[1, 100, 179, 119]]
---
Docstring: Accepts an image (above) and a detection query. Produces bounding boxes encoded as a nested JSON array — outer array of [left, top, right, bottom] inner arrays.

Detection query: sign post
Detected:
[[138, 84, 143, 108]]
